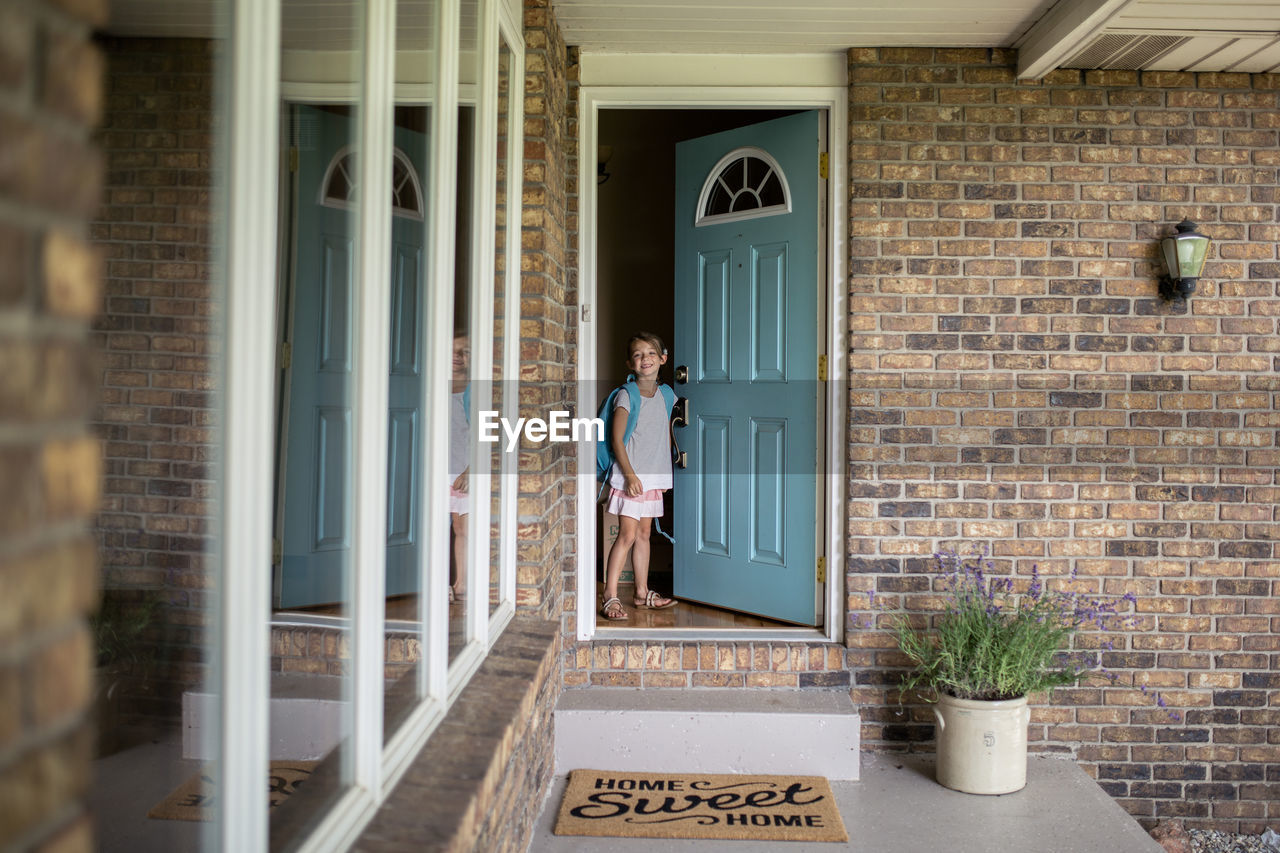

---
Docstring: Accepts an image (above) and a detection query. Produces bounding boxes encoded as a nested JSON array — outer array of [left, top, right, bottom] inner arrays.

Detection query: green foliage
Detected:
[[883, 549, 1137, 703], [91, 593, 161, 669]]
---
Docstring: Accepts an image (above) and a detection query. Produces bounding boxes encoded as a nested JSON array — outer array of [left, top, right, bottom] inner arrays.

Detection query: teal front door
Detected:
[[278, 104, 428, 608], [672, 111, 823, 626]]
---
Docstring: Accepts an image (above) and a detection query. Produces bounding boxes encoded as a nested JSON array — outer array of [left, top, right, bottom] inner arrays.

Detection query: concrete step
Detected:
[[554, 688, 861, 781], [182, 673, 345, 761]]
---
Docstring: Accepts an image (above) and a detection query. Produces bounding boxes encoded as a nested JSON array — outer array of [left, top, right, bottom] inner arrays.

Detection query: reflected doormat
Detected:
[[147, 761, 318, 821], [553, 769, 848, 842]]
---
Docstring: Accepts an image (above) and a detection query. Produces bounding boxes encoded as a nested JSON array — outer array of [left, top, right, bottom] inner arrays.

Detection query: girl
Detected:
[[600, 332, 679, 621], [448, 331, 469, 602]]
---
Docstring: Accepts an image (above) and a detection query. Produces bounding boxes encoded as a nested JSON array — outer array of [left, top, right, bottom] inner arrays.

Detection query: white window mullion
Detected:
[[465, 0, 499, 649], [424, 0, 461, 701], [217, 0, 280, 850], [496, 12, 524, 618], [352, 0, 396, 798]]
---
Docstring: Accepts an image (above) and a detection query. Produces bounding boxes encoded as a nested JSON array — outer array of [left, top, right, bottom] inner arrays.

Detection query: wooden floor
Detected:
[[283, 585, 796, 631], [602, 581, 791, 629]]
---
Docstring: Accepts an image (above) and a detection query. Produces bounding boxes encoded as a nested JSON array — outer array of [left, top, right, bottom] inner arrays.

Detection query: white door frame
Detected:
[[574, 53, 848, 643]]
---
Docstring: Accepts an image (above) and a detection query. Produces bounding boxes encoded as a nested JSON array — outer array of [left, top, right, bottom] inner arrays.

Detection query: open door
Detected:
[[277, 104, 428, 608], [672, 110, 823, 626]]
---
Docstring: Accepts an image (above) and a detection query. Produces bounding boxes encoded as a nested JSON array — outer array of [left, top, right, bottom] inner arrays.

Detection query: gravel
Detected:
[[1189, 829, 1279, 853]]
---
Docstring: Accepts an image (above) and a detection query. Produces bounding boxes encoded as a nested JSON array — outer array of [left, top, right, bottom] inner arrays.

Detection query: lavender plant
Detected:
[[884, 549, 1172, 715]]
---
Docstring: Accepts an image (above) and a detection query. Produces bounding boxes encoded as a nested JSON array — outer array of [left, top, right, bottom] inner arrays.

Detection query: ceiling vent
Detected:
[[1064, 33, 1188, 69]]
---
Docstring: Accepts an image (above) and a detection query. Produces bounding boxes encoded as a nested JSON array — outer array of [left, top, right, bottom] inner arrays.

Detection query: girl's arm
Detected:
[[610, 408, 643, 497]]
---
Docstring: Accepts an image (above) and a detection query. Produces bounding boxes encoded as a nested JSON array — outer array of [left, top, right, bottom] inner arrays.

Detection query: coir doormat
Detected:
[[148, 761, 317, 821], [553, 769, 848, 843]]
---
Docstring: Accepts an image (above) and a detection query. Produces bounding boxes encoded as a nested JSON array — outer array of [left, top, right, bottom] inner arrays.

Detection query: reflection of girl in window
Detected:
[[448, 332, 469, 602]]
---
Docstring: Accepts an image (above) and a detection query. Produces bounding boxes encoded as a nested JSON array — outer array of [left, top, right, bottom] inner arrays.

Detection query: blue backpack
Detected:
[[595, 376, 676, 484], [596, 376, 678, 543]]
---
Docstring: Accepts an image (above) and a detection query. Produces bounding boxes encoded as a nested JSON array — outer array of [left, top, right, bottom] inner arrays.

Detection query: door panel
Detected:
[[697, 415, 731, 557], [383, 231, 423, 595], [698, 251, 731, 382], [752, 243, 787, 381], [750, 418, 785, 566], [279, 104, 428, 608], [673, 110, 821, 626]]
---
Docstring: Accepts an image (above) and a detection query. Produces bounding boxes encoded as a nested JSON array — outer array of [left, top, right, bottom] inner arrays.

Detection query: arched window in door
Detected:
[[319, 146, 425, 220], [695, 146, 791, 227]]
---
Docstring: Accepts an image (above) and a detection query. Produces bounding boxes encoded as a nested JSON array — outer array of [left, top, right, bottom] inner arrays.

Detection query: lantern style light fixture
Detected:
[[597, 145, 613, 185], [1159, 218, 1211, 300]]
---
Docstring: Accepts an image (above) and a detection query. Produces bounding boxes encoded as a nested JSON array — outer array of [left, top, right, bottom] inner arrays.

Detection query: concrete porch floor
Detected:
[[530, 752, 1165, 852]]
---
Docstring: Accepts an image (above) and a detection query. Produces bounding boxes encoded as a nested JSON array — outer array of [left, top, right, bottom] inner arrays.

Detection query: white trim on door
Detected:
[[575, 70, 848, 644]]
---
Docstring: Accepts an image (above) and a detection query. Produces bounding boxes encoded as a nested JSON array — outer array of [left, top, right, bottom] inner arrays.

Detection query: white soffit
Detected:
[[578, 52, 849, 88], [106, 0, 1280, 77], [552, 0, 1059, 52], [1018, 0, 1280, 78]]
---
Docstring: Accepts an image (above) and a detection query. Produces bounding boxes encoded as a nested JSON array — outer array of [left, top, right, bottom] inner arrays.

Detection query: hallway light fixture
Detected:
[[1158, 218, 1211, 300], [597, 145, 613, 185]]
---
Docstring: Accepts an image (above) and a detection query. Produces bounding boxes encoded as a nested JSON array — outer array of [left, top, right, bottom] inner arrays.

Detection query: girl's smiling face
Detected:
[[626, 339, 666, 379], [452, 335, 470, 378]]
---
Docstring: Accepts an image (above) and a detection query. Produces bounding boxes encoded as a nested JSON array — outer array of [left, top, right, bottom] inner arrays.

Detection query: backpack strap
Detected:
[[595, 385, 623, 482], [620, 379, 643, 445], [658, 383, 676, 417]]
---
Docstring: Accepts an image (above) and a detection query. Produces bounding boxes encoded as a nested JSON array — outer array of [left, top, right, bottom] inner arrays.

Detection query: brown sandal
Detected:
[[633, 590, 677, 610]]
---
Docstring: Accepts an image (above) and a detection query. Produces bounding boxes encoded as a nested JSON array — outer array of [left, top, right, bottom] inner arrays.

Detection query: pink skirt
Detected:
[[449, 486, 469, 515], [606, 487, 665, 519]]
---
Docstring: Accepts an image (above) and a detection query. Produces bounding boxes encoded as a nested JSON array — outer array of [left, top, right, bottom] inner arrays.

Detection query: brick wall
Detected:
[[91, 37, 217, 715], [847, 47, 1280, 832], [0, 0, 106, 850], [519, 0, 572, 621]]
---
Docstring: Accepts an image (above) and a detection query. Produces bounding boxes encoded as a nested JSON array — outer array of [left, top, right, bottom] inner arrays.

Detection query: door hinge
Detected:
[[281, 341, 292, 370], [818, 354, 827, 382], [817, 556, 826, 584], [819, 152, 829, 180], [289, 146, 299, 173], [272, 538, 283, 566]]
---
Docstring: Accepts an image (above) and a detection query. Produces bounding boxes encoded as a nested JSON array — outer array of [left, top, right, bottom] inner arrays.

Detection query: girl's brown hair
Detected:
[[625, 331, 666, 358]]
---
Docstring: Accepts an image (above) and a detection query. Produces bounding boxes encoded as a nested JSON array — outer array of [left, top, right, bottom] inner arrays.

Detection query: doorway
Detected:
[[586, 103, 841, 637]]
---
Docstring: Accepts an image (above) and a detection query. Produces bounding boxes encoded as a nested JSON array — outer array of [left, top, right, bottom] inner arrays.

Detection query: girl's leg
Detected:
[[602, 515, 639, 618], [451, 512, 467, 598], [631, 518, 673, 607]]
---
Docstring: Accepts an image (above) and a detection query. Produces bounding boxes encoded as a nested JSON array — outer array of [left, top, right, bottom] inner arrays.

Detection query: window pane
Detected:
[[384, 102, 432, 741], [382, 0, 438, 746], [759, 172, 785, 208], [706, 182, 732, 217], [449, 0, 480, 664], [746, 156, 770, 191], [88, 8, 224, 852], [269, 3, 365, 844]]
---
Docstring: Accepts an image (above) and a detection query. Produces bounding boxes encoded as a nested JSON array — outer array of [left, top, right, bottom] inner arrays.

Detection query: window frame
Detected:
[[217, 0, 525, 849], [694, 145, 793, 227]]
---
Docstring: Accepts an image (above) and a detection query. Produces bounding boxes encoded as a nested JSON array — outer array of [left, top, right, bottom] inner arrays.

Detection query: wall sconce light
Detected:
[[1159, 218, 1211, 300], [597, 145, 613, 185]]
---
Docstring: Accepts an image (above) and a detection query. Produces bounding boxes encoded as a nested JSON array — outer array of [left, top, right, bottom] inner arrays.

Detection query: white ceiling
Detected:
[[106, 0, 1280, 78]]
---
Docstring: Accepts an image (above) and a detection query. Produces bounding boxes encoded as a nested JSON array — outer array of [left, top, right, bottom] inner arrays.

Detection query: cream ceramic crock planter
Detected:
[[933, 693, 1032, 795]]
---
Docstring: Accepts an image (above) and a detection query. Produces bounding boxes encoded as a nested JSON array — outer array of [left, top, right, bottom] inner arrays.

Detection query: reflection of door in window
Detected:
[[276, 103, 429, 609]]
